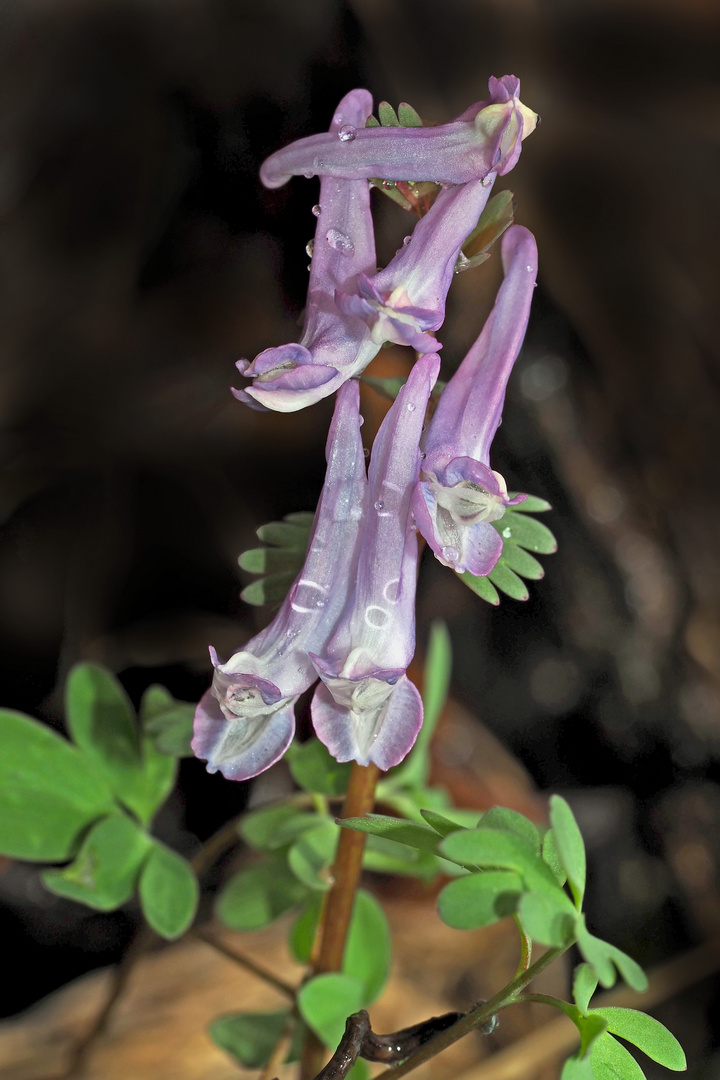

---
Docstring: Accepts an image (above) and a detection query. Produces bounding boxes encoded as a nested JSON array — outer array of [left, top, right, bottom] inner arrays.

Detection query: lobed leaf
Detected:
[[542, 828, 567, 886], [239, 804, 315, 851], [42, 813, 150, 910], [576, 919, 647, 993], [494, 512, 557, 555], [561, 1055, 595, 1080], [138, 841, 199, 939], [287, 738, 353, 796], [210, 1010, 302, 1068], [458, 570, 500, 605], [592, 1009, 686, 1072], [141, 684, 195, 758], [480, 807, 540, 853], [517, 890, 576, 947], [591, 1032, 647, 1080], [573, 962, 599, 1014], [298, 973, 366, 1050], [438, 870, 523, 930], [549, 795, 586, 908], [421, 808, 482, 837], [339, 814, 441, 854], [378, 101, 400, 126], [288, 819, 338, 891], [215, 858, 308, 931], [343, 889, 392, 1003], [397, 102, 423, 127], [0, 709, 115, 861]]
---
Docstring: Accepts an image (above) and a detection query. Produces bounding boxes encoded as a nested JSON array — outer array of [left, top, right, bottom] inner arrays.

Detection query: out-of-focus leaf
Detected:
[[42, 813, 149, 910], [138, 841, 199, 939]]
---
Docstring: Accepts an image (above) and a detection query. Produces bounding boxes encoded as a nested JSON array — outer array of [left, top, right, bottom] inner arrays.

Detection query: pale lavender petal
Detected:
[[192, 689, 296, 782], [260, 77, 537, 189], [311, 674, 423, 770], [412, 480, 504, 576]]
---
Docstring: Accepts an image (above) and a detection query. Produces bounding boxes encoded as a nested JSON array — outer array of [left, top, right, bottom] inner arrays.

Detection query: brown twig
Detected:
[[193, 927, 297, 999], [300, 761, 381, 1080]]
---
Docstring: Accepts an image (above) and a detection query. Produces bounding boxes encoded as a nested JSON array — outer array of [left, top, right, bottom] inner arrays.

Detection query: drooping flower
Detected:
[[412, 225, 538, 577], [192, 379, 367, 780], [310, 352, 440, 770], [260, 76, 537, 190], [233, 90, 378, 413], [336, 177, 496, 353]]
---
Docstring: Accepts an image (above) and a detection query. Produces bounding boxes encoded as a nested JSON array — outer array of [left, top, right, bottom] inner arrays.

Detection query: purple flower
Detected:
[[260, 76, 537, 190], [412, 225, 538, 576], [192, 380, 367, 780], [310, 353, 440, 770], [233, 90, 379, 413], [336, 177, 496, 353]]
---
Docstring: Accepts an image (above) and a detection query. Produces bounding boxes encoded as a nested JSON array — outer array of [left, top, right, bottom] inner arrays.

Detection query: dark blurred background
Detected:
[[1, 0, 719, 1072]]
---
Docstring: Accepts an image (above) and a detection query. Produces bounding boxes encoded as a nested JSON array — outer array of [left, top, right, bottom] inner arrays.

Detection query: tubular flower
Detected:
[[412, 225, 538, 577], [336, 177, 496, 353], [192, 380, 368, 780], [310, 352, 440, 770], [260, 76, 537, 190], [233, 89, 378, 413]]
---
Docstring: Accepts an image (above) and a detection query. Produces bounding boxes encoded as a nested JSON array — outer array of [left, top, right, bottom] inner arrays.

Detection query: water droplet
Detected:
[[526, 264, 534, 272], [502, 526, 512, 538], [363, 447, 370, 458], [311, 203, 321, 217], [325, 228, 355, 255], [334, 112, 343, 125], [481, 175, 492, 186], [442, 545, 459, 562], [303, 171, 314, 179], [374, 500, 384, 511], [338, 124, 357, 142], [406, 402, 415, 412], [402, 235, 411, 246], [305, 239, 314, 257], [382, 180, 396, 189]]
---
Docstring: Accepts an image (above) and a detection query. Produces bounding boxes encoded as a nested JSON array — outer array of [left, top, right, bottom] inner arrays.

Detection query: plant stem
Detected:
[[513, 916, 533, 977], [300, 761, 381, 1080], [382, 946, 567, 1080], [193, 928, 297, 999]]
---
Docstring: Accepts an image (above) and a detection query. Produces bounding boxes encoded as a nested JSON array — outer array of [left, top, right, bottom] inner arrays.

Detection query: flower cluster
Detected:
[[193, 78, 539, 780]]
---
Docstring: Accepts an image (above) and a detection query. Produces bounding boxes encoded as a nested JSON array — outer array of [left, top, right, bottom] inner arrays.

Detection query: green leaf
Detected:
[[241, 572, 296, 607], [361, 374, 409, 401], [42, 813, 150, 910], [210, 1010, 303, 1068], [561, 1054, 595, 1080], [378, 101, 400, 126], [239, 804, 314, 851], [288, 819, 338, 891], [488, 561, 529, 601], [238, 547, 305, 574], [397, 102, 423, 127], [255, 520, 312, 547], [480, 808, 540, 853], [289, 894, 323, 963], [393, 620, 451, 788], [574, 962, 599, 1013], [138, 841, 199, 939], [421, 809, 482, 837], [365, 115, 380, 128], [65, 664, 173, 825], [343, 889, 391, 1003], [592, 1009, 686, 1071], [0, 709, 115, 861], [298, 973, 366, 1049], [542, 828, 567, 885], [576, 919, 648, 993], [458, 570, 500, 605], [140, 685, 195, 757], [287, 738, 353, 796], [511, 495, 552, 513], [517, 890, 576, 946], [591, 1032, 647, 1080], [494, 512, 557, 555], [362, 834, 431, 877], [462, 190, 515, 261], [339, 814, 441, 854], [439, 827, 565, 894], [216, 857, 308, 931], [502, 544, 545, 580], [549, 795, 586, 908], [438, 870, 523, 929], [577, 1013, 609, 1057]]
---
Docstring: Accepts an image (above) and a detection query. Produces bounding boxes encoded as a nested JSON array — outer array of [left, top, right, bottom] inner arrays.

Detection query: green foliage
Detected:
[[421, 808, 482, 836], [592, 1009, 686, 1071], [591, 1032, 648, 1080], [561, 1055, 595, 1080], [481, 806, 540, 852], [42, 813, 150, 910], [65, 664, 176, 825], [343, 889, 392, 1003], [378, 101, 400, 126], [438, 870, 523, 930], [288, 819, 338, 891], [238, 511, 314, 607], [397, 102, 423, 127], [391, 620, 452, 789], [289, 894, 323, 963], [287, 738, 353, 796], [575, 917, 648, 992], [238, 803, 315, 852], [138, 841, 199, 939], [573, 962, 599, 1014], [550, 795, 586, 908], [209, 1010, 303, 1069], [140, 684, 196, 758], [457, 190, 515, 272], [459, 498, 557, 605], [339, 814, 442, 854], [0, 709, 115, 861], [298, 973, 366, 1050], [215, 857, 309, 931]]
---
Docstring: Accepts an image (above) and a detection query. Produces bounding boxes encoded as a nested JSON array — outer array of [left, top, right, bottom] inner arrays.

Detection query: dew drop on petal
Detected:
[[374, 500, 384, 511], [338, 124, 357, 142], [304, 172, 314, 179], [334, 112, 343, 125], [442, 545, 459, 562], [325, 228, 355, 255], [502, 526, 512, 538], [402, 235, 411, 246], [526, 264, 534, 272], [406, 402, 415, 412], [363, 447, 370, 458], [311, 204, 321, 217], [305, 239, 314, 257]]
